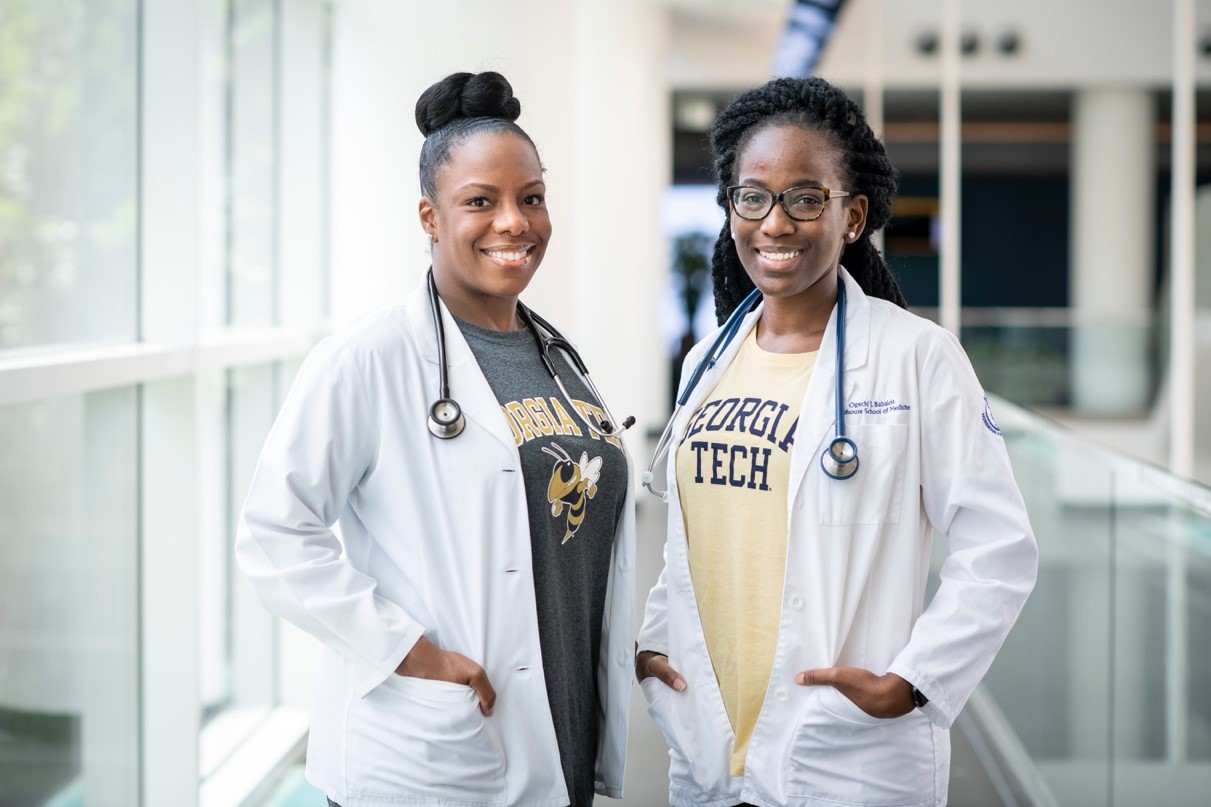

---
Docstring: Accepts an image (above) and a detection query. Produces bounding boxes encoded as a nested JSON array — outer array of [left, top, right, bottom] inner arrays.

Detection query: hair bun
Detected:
[[415, 71, 522, 137]]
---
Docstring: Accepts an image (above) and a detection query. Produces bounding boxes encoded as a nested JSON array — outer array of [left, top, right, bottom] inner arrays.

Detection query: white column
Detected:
[[569, 0, 671, 442], [862, 0, 886, 257], [1069, 88, 1155, 415], [1168, 0, 1196, 478], [938, 0, 961, 336], [1164, 0, 1196, 765]]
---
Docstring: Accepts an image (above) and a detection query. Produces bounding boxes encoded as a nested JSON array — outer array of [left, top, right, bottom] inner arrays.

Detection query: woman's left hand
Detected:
[[794, 667, 915, 719]]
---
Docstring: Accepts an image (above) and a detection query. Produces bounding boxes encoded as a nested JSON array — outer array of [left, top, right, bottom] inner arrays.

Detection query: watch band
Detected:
[[910, 684, 929, 709]]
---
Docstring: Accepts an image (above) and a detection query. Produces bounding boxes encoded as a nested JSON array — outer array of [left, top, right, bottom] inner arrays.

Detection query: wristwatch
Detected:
[[910, 683, 929, 709]]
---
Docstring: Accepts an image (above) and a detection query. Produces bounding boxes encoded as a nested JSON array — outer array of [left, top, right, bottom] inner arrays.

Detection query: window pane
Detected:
[[0, 0, 139, 351], [227, 0, 278, 326], [0, 388, 139, 803], [228, 364, 279, 705], [199, 362, 282, 773]]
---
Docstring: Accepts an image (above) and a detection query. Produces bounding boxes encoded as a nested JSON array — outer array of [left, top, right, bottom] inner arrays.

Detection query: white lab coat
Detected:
[[236, 279, 636, 807], [637, 269, 1037, 807]]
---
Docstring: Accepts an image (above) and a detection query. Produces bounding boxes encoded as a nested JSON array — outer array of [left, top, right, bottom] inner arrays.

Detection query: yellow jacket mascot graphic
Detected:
[[541, 443, 602, 543]]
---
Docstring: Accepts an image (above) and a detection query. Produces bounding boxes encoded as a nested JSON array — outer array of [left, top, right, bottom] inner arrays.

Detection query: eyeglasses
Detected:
[[727, 185, 850, 222]]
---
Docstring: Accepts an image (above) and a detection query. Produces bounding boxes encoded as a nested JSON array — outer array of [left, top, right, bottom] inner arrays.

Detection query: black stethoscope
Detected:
[[426, 269, 635, 440], [642, 281, 857, 501]]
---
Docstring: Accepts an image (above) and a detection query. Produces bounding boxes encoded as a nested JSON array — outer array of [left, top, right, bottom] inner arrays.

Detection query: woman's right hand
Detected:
[[395, 636, 497, 715], [635, 650, 686, 691]]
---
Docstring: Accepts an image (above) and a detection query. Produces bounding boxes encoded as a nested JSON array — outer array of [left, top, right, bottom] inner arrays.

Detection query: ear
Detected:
[[418, 197, 438, 242], [845, 194, 869, 242]]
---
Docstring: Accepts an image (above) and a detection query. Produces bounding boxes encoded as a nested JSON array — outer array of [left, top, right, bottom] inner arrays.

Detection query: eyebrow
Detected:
[[737, 178, 825, 188], [455, 179, 546, 193]]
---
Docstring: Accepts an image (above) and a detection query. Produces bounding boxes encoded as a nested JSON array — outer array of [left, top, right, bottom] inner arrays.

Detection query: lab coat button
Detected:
[[775, 687, 789, 703], [790, 596, 804, 610], [617, 649, 629, 667]]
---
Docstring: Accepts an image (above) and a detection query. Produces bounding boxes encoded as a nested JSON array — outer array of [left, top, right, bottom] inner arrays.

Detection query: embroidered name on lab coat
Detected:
[[845, 398, 912, 416]]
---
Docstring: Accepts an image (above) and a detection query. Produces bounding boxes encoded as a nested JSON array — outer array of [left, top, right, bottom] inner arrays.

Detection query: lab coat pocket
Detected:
[[346, 675, 506, 803], [817, 423, 907, 525], [817, 685, 884, 726], [785, 685, 936, 806], [640, 676, 696, 785]]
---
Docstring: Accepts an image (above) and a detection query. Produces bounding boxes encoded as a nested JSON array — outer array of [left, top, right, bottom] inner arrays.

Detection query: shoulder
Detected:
[[867, 297, 962, 361], [297, 299, 418, 393], [321, 299, 413, 358], [864, 298, 984, 393]]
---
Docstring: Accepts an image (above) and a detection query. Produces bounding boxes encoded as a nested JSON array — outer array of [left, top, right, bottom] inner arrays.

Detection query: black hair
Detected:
[[415, 71, 538, 198], [709, 76, 906, 322]]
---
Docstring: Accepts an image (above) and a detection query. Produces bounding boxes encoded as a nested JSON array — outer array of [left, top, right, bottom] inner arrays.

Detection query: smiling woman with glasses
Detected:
[[635, 75, 1038, 807]]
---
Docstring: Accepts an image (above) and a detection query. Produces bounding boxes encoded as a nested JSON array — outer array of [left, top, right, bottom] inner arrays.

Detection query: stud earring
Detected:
[[847, 231, 856, 240]]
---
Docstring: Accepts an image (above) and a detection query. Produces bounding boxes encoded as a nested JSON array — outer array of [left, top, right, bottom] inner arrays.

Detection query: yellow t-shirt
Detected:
[[675, 327, 816, 777]]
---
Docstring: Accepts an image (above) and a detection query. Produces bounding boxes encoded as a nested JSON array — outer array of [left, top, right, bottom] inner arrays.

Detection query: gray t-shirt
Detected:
[[457, 316, 627, 807]]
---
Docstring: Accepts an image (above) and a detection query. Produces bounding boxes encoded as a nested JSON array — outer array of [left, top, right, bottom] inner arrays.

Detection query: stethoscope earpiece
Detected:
[[428, 398, 465, 439]]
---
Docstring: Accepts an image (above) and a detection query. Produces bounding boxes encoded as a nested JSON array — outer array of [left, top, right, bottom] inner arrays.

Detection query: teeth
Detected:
[[486, 247, 530, 261], [760, 249, 802, 261]]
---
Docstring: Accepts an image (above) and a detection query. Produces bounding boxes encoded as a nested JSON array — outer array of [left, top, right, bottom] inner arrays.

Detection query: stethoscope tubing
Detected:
[[427, 270, 466, 438], [820, 282, 858, 479], [642, 279, 858, 500], [642, 287, 762, 501], [675, 287, 763, 408], [426, 268, 632, 441]]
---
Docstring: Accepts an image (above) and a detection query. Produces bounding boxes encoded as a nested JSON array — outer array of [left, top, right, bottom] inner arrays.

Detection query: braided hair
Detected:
[[709, 76, 906, 322], [415, 71, 538, 198]]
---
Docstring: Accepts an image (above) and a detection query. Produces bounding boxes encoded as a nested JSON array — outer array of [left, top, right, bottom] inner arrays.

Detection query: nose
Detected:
[[759, 201, 795, 237], [494, 201, 529, 235]]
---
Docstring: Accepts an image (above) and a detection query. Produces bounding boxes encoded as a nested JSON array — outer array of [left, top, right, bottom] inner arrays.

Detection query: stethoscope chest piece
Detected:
[[428, 397, 465, 439], [821, 435, 859, 480]]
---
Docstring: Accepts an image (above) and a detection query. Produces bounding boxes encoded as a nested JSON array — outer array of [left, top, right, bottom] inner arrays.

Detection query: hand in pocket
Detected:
[[396, 636, 497, 715]]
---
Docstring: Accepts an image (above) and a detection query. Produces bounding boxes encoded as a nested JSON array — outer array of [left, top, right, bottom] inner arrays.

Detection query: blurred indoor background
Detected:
[[2, 0, 1211, 804]]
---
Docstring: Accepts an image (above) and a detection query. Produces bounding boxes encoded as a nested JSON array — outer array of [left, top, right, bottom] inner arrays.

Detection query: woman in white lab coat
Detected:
[[636, 76, 1038, 807], [236, 72, 635, 807]]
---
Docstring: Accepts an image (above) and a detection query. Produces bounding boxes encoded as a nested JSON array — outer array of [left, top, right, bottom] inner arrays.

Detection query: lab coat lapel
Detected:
[[661, 305, 763, 494], [668, 305, 764, 444], [787, 268, 871, 508], [405, 280, 519, 455]]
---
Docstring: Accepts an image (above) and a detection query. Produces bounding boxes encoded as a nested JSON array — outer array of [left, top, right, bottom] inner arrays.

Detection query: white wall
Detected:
[[330, 0, 671, 433]]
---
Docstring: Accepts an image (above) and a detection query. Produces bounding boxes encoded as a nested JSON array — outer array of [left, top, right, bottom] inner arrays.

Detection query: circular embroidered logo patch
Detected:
[[982, 395, 1002, 436]]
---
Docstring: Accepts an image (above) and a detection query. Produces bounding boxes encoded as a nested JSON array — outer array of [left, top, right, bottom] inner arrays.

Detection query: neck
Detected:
[[754, 273, 839, 354], [431, 274, 523, 332]]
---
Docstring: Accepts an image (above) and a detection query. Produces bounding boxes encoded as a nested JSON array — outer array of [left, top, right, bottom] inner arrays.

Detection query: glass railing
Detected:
[[961, 395, 1211, 806], [909, 307, 1163, 415]]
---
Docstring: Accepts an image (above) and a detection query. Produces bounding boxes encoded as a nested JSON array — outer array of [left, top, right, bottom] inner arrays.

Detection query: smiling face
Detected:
[[730, 123, 867, 307], [419, 130, 550, 325]]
